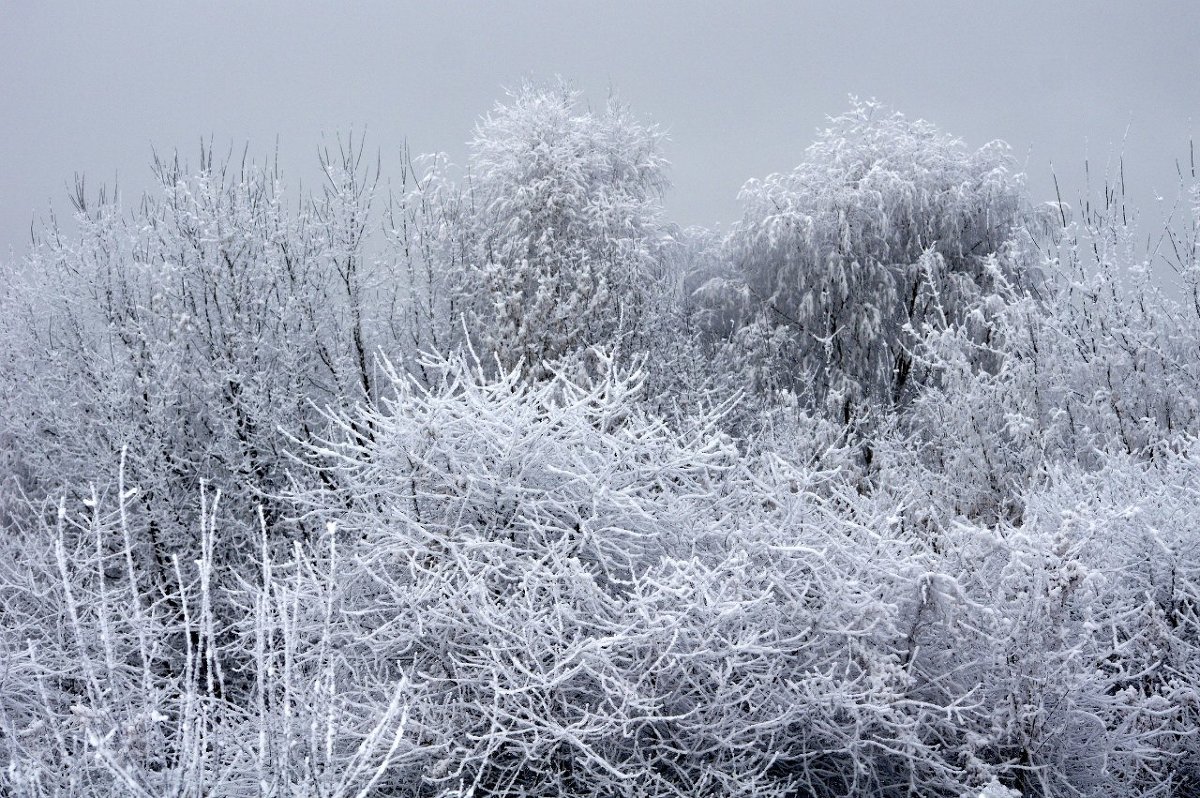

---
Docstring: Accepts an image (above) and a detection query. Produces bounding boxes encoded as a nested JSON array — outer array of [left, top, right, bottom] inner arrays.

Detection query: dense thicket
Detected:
[[2, 83, 1199, 797]]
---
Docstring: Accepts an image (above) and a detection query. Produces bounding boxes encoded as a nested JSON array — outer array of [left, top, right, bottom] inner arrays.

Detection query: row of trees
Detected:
[[2, 81, 1199, 796]]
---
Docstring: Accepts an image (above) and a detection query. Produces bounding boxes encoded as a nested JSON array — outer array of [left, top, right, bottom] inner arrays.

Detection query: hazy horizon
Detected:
[[3, 2, 1198, 263]]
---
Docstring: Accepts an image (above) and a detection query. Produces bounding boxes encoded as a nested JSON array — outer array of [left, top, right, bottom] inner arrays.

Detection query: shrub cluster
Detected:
[[2, 84, 1199, 796]]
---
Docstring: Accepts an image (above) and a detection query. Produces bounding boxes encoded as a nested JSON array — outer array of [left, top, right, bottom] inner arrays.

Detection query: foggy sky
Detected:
[[3, 2, 1198, 265]]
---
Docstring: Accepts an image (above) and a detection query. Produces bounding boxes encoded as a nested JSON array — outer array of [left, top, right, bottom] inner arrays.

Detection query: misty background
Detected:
[[2, 1, 1198, 264]]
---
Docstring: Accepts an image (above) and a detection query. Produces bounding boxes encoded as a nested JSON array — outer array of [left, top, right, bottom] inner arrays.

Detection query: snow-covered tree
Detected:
[[384, 148, 475, 379], [450, 80, 672, 378], [0, 142, 391, 582], [880, 167, 1200, 526], [723, 99, 1042, 422]]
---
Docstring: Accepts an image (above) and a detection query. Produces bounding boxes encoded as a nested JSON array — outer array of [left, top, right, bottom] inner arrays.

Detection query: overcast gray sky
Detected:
[[2, 1, 1198, 263]]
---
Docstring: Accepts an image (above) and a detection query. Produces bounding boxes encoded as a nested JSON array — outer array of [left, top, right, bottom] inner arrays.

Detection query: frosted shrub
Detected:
[[0, 475, 225, 796], [1002, 447, 1200, 795], [281, 351, 999, 797], [6, 351, 1196, 797], [285, 350, 740, 794], [0, 474, 422, 797], [875, 440, 1200, 797]]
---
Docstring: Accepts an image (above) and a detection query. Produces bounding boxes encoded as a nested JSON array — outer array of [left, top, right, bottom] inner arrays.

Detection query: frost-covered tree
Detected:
[[0, 142, 391, 581], [878, 165, 1200, 526], [384, 149, 474, 378], [450, 80, 671, 377], [723, 99, 1042, 422]]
